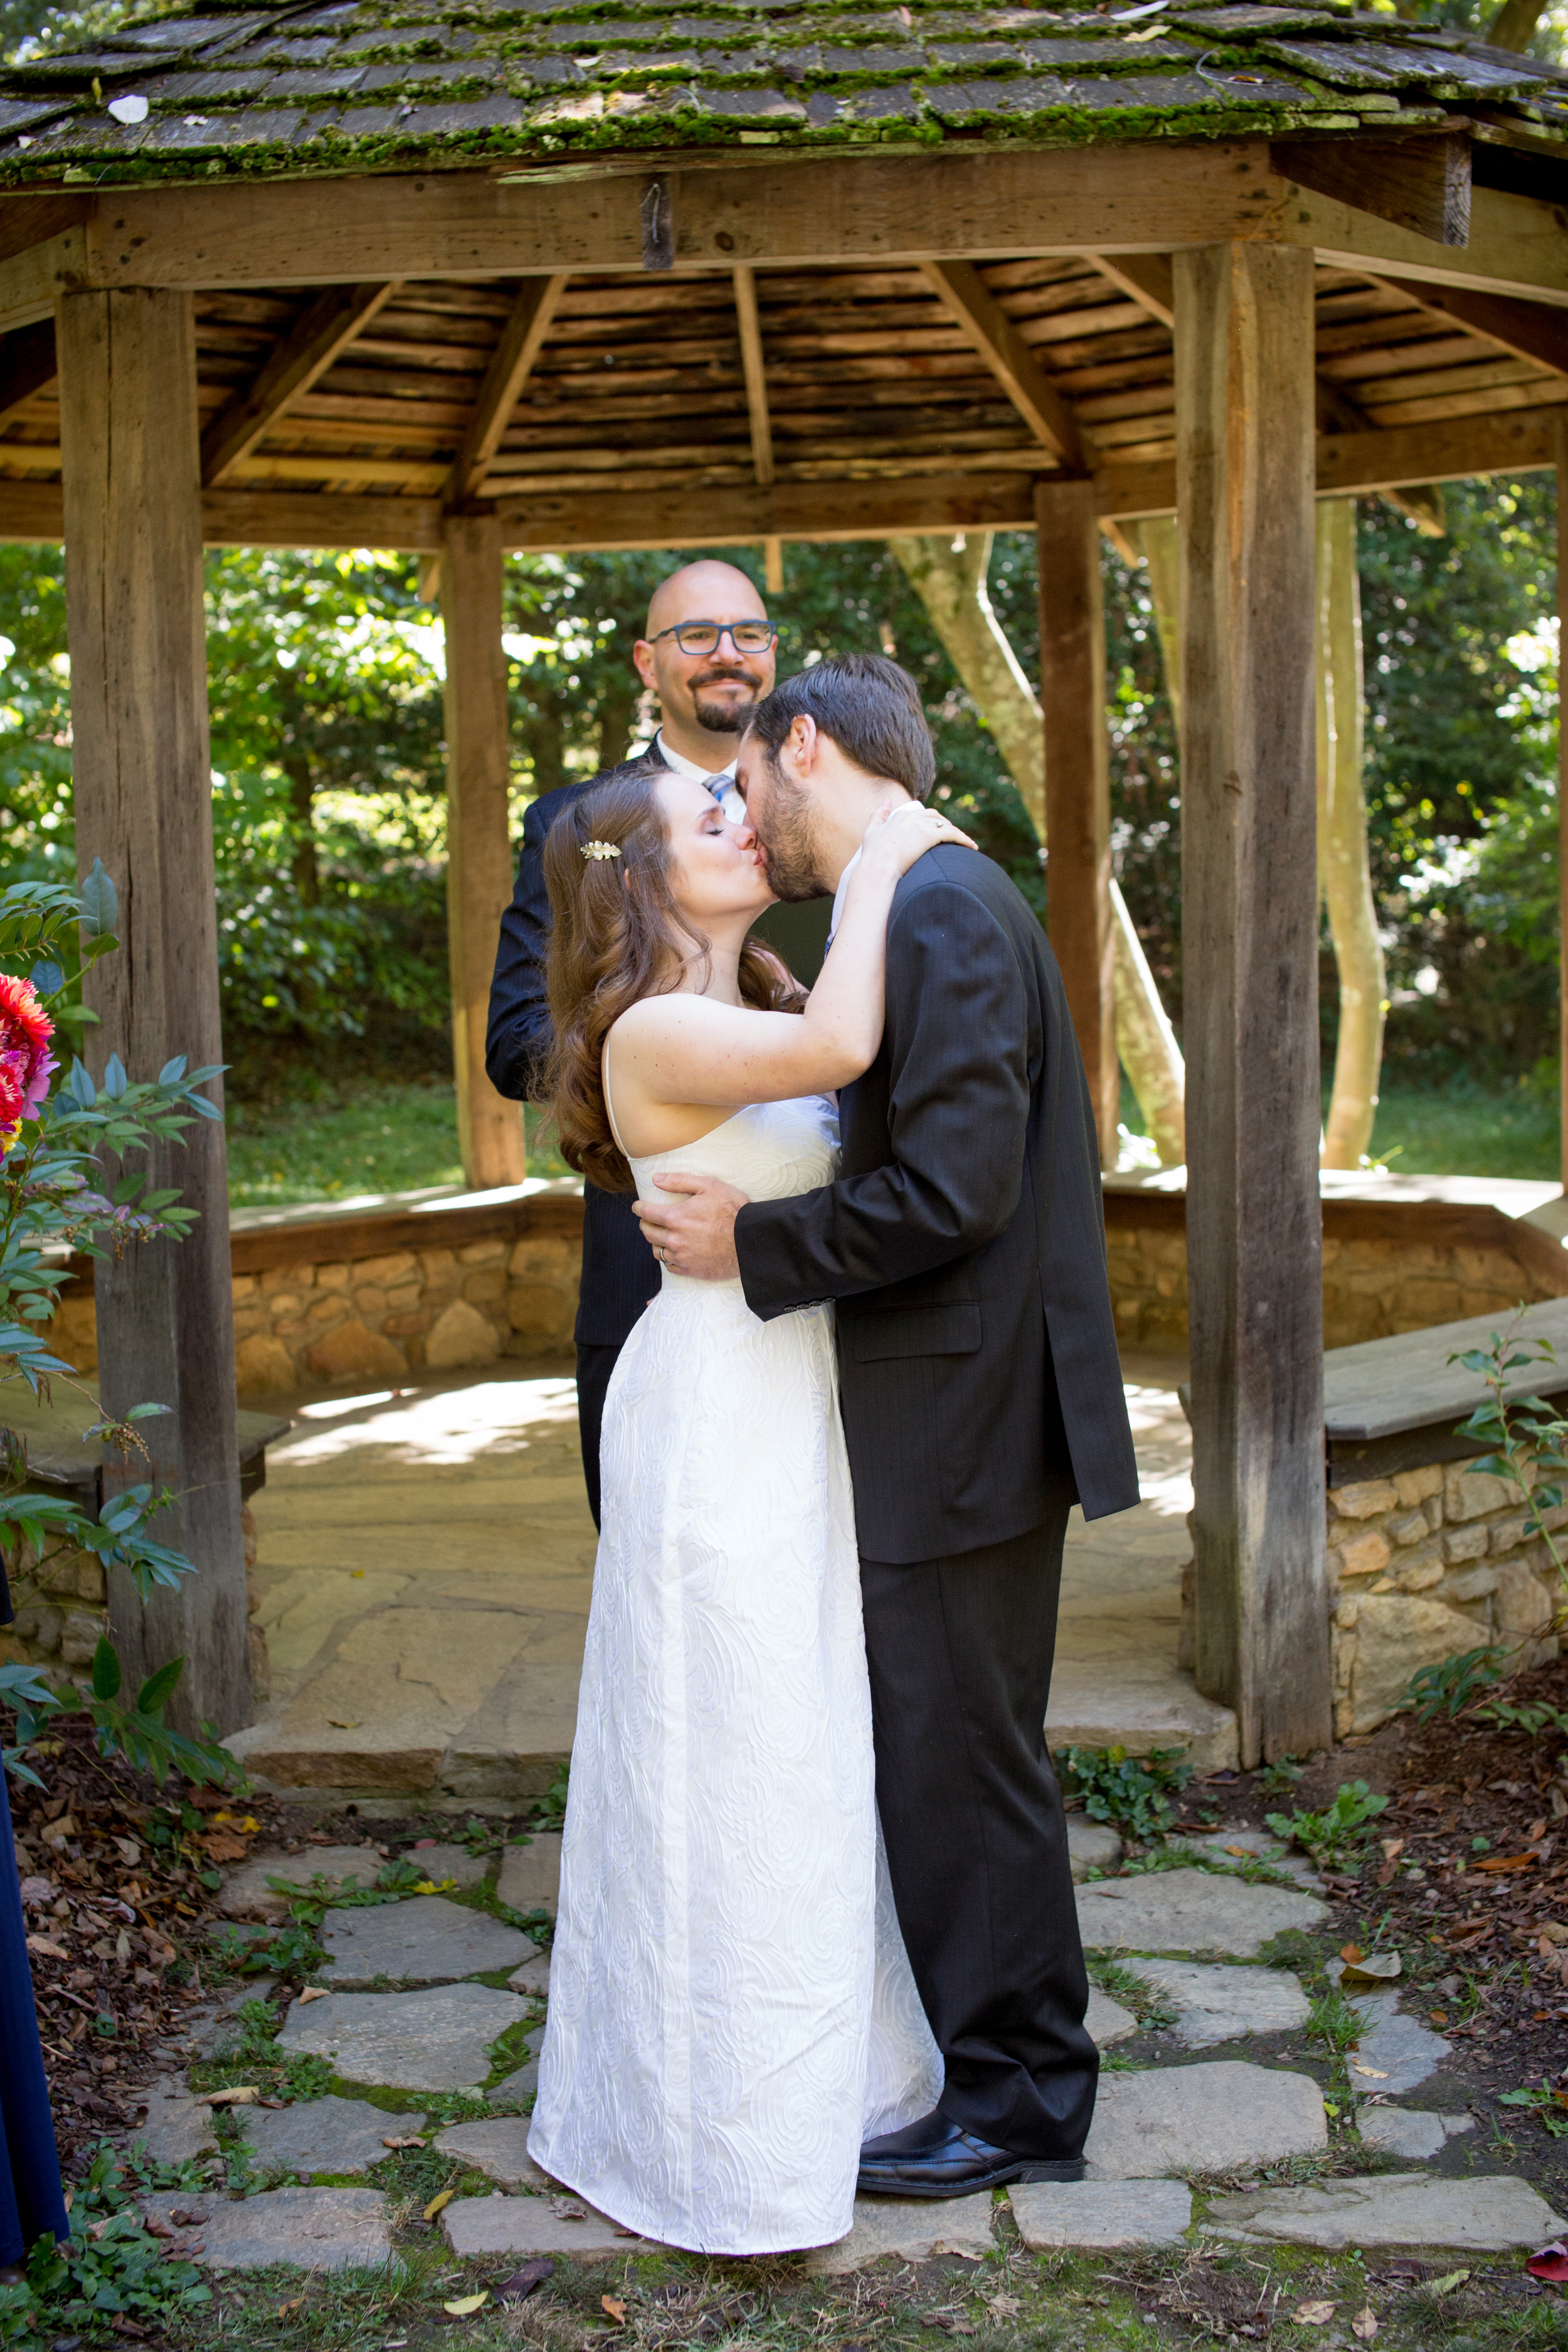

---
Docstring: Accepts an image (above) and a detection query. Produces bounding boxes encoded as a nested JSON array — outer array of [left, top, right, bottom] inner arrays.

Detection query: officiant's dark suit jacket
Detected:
[[485, 765, 662, 1352], [734, 844, 1138, 1564]]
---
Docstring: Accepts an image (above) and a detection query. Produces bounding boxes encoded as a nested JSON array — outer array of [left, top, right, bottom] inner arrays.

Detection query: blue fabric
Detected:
[[0, 1762, 68, 2263]]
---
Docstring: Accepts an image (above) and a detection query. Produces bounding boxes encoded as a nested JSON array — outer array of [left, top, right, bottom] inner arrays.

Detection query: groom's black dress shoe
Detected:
[[857, 2111, 1085, 2199]]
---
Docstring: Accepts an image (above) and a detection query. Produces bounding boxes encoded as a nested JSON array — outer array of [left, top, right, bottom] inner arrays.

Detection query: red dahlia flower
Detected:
[[0, 972, 55, 1148]]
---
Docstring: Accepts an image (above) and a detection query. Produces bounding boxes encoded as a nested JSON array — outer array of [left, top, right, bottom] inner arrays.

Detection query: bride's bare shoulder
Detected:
[[610, 994, 734, 1047]]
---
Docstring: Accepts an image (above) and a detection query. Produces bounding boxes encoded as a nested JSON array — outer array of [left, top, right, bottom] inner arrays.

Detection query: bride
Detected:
[[526, 752, 975, 2255]]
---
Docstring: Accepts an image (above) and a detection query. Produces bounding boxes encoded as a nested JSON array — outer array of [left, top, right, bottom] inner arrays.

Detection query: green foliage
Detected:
[[0, 2143, 213, 2352], [1473, 1696, 1568, 1739], [532, 1760, 570, 1831], [1394, 1641, 1510, 1725], [1255, 1754, 1306, 1797], [0, 876, 238, 1791], [1058, 1743, 1192, 1845], [192, 1996, 335, 2104], [1499, 2081, 1568, 2138], [210, 1914, 327, 1979], [1265, 1780, 1389, 1870], [1307, 1980, 1365, 2058], [1448, 1323, 1568, 1612]]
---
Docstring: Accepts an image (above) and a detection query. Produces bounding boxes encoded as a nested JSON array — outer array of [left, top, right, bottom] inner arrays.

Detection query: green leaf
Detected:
[[77, 858, 119, 939], [124, 1402, 172, 1421], [157, 1054, 188, 1085], [135, 1655, 184, 1718], [28, 958, 63, 997], [89, 1635, 121, 1703], [100, 1053, 127, 1101]]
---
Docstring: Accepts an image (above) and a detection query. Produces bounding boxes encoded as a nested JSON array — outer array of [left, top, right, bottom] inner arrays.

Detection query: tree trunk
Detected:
[[1315, 497, 1386, 1170], [1489, 0, 1547, 52], [283, 750, 319, 905], [888, 531, 1186, 1166]]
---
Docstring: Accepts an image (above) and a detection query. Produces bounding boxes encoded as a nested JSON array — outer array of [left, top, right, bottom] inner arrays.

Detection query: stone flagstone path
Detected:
[[117, 1817, 1568, 2274]]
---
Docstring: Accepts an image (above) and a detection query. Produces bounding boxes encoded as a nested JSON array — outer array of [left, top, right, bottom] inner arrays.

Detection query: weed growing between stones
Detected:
[[0, 2142, 214, 2351], [1057, 1746, 1195, 1845], [1266, 1782, 1391, 1873], [190, 1995, 335, 2106], [1086, 1955, 1180, 2033]]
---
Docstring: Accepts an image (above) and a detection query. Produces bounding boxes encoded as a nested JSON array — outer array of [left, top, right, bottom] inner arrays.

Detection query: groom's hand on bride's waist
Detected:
[[632, 1172, 750, 1282]]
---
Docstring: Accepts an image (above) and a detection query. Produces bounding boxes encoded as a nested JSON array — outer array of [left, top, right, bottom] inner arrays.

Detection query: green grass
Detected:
[[1123, 1073, 1561, 1182], [225, 1081, 570, 1209], [1367, 1078, 1560, 1182]]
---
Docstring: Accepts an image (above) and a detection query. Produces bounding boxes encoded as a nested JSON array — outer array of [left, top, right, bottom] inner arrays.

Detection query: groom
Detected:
[[633, 653, 1139, 2193]]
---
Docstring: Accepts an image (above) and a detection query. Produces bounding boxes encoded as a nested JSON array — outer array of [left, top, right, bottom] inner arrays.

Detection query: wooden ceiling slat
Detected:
[[1320, 334, 1503, 380], [1364, 379, 1568, 428], [1357, 356, 1550, 405]]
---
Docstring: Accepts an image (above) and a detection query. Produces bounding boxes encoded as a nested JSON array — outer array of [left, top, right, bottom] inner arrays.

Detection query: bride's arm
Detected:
[[615, 801, 973, 1112]]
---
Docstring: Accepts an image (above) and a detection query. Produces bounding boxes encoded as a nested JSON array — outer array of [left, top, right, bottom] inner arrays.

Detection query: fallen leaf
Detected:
[[1542, 1922, 1568, 1945], [1527, 2240, 1568, 2283], [497, 2261, 554, 2303], [277, 2301, 304, 2319], [1295, 2303, 1336, 2326], [601, 2301, 627, 2325], [1379, 1838, 1406, 1861], [113, 1837, 140, 1866], [986, 2297, 1020, 2320], [423, 2188, 455, 2220], [381, 2134, 426, 2149], [201, 1833, 248, 1863], [1430, 2010, 1449, 2026], [1340, 1943, 1365, 1964], [40, 1815, 76, 1848], [297, 1986, 331, 2003], [1223, 1845, 1253, 1857], [1352, 2309, 1377, 2341], [110, 2318, 149, 2340], [1530, 1818, 1549, 1842], [26, 1935, 69, 1959], [1342, 1953, 1402, 1986], [443, 2295, 488, 2318], [1429, 2270, 1470, 2296], [328, 1719, 363, 1729], [201, 2085, 258, 2106], [1472, 1853, 1536, 1872], [1352, 2065, 1390, 2079]]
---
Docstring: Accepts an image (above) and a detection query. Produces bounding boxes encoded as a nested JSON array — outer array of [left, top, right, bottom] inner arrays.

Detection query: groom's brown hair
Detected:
[[748, 652, 936, 801]]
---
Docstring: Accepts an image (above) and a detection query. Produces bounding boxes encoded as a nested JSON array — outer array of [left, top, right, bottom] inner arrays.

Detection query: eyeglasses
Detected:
[[650, 620, 776, 655]]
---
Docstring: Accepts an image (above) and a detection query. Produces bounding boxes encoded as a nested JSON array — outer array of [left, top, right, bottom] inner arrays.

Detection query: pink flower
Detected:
[[0, 973, 55, 1150]]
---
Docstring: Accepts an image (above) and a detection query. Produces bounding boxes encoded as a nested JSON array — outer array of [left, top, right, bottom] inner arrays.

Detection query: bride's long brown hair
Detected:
[[543, 757, 801, 1194]]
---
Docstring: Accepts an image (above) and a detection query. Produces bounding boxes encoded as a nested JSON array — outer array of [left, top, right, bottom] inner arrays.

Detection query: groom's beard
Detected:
[[751, 759, 834, 902]]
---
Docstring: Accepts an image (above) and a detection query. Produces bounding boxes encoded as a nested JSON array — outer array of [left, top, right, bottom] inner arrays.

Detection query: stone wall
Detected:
[[1, 1500, 266, 1688], [43, 1187, 586, 1399], [1326, 1461, 1563, 1739], [1108, 1193, 1568, 1353]]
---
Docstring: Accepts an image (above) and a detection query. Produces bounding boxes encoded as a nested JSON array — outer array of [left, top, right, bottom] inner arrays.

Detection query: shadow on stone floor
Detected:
[[229, 1347, 1237, 1807]]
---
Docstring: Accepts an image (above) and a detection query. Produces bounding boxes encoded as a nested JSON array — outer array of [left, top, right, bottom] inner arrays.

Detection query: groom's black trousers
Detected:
[[861, 1495, 1098, 2161]]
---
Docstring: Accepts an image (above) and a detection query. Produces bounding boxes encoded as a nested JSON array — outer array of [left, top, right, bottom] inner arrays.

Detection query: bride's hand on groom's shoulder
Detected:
[[859, 796, 977, 881], [632, 1170, 751, 1282]]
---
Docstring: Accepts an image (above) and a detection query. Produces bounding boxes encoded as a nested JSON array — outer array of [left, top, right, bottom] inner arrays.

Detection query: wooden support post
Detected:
[[1036, 475, 1116, 1163], [1559, 411, 1568, 1195], [1176, 242, 1332, 1767], [442, 511, 525, 1190], [56, 287, 250, 1738]]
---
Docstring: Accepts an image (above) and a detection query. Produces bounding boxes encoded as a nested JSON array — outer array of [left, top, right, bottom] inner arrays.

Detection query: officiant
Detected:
[[487, 558, 827, 1523]]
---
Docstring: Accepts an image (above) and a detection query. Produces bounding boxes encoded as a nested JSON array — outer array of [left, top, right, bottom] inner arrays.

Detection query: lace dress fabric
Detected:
[[528, 1092, 941, 2254]]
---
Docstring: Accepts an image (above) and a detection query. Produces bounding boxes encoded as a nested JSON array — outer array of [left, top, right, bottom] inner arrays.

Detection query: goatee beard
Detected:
[[692, 684, 756, 736]]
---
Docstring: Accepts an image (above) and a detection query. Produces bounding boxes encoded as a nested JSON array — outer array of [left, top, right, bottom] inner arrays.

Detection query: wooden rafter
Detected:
[[200, 280, 400, 489], [1273, 132, 1472, 250], [1362, 271, 1568, 379], [918, 259, 1084, 470], [0, 317, 55, 433], [1315, 377, 1445, 536], [447, 272, 568, 506], [1087, 253, 1175, 331], [732, 263, 775, 490]]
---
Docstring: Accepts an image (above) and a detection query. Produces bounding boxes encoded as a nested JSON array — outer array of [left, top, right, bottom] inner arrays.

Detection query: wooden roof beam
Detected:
[[731, 263, 774, 490], [918, 258, 1084, 469], [447, 272, 567, 506], [200, 280, 400, 489], [1087, 253, 1175, 331], [1361, 270, 1568, 378], [1272, 132, 1471, 249], [0, 316, 55, 433]]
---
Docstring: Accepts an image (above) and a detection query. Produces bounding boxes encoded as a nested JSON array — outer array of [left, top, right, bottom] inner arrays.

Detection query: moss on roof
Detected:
[[0, 0, 1560, 186]]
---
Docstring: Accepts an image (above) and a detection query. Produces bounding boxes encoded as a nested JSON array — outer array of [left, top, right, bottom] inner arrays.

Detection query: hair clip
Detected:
[[580, 840, 623, 862]]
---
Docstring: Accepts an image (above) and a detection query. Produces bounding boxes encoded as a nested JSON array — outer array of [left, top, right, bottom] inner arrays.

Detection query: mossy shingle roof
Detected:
[[0, 0, 1564, 185]]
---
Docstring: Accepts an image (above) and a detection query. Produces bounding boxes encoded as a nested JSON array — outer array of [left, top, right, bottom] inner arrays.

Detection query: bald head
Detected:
[[645, 558, 768, 640], [633, 558, 778, 766]]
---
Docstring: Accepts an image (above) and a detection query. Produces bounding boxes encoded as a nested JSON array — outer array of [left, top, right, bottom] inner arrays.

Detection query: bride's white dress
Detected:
[[527, 1092, 941, 2255]]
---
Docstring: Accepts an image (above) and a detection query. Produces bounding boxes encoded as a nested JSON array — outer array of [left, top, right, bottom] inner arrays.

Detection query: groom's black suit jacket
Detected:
[[734, 845, 1138, 1565]]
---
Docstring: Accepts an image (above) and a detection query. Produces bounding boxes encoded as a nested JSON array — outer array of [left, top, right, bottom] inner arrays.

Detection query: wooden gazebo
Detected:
[[4, 0, 1567, 1766]]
